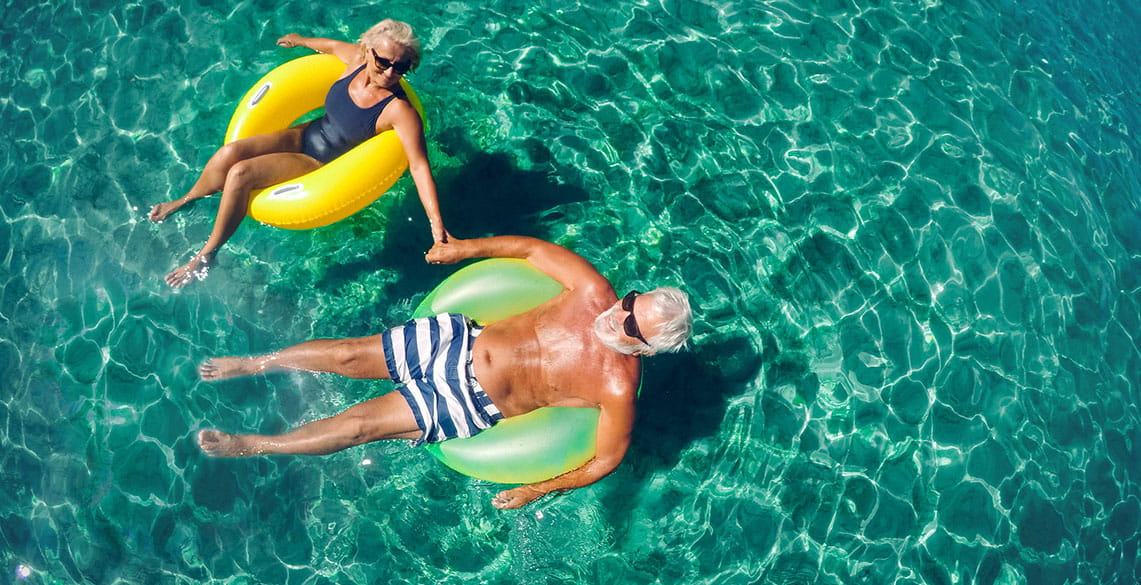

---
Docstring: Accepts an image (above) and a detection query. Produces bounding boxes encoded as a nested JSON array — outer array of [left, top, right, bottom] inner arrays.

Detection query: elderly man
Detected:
[[196, 235, 692, 509]]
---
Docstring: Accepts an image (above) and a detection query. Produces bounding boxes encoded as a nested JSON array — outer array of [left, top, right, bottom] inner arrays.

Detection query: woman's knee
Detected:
[[223, 159, 260, 191], [212, 141, 248, 168]]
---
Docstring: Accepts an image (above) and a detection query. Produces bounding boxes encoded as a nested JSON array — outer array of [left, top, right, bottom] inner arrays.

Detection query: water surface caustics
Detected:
[[0, 0, 1138, 583]]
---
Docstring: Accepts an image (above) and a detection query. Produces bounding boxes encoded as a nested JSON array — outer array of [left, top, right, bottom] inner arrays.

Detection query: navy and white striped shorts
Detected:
[[382, 314, 504, 445]]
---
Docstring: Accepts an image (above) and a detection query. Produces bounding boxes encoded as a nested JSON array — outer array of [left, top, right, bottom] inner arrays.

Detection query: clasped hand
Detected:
[[425, 238, 465, 265]]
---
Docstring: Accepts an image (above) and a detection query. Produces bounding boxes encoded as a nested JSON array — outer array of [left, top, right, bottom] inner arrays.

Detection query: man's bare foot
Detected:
[[198, 429, 258, 457], [148, 199, 186, 222], [165, 253, 214, 289], [199, 357, 256, 381]]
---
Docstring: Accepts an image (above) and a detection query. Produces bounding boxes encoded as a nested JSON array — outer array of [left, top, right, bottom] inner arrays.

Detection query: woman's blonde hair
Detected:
[[359, 19, 421, 70]]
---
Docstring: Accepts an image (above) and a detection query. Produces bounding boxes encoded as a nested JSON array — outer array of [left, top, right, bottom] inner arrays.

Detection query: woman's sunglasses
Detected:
[[371, 49, 412, 75], [621, 291, 650, 346]]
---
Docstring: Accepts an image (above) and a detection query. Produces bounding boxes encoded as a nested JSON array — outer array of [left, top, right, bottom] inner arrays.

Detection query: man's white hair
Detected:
[[640, 286, 692, 354]]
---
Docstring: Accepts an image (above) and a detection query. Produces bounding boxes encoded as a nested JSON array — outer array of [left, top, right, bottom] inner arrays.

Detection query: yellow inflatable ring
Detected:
[[224, 54, 425, 229], [412, 259, 603, 484]]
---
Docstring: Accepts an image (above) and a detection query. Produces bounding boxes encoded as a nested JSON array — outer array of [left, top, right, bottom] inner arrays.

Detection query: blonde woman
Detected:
[[150, 20, 448, 288]]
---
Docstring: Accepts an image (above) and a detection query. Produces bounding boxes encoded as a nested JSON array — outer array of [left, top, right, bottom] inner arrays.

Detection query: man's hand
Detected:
[[276, 33, 303, 48], [425, 239, 466, 265], [492, 485, 546, 509]]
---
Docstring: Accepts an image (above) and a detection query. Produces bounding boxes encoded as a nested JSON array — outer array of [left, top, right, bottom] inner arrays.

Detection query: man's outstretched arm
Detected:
[[426, 235, 610, 293], [489, 386, 635, 509]]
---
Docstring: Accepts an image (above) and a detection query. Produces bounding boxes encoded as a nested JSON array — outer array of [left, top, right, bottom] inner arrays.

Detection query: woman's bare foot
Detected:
[[165, 252, 214, 289], [148, 198, 187, 222], [199, 357, 256, 381], [198, 430, 259, 457]]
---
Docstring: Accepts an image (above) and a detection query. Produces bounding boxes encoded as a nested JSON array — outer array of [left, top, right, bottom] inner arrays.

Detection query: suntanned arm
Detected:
[[491, 383, 635, 509], [390, 103, 449, 243], [276, 34, 362, 65], [426, 236, 609, 292]]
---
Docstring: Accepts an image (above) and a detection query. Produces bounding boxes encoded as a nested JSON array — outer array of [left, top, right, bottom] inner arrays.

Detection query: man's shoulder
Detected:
[[559, 279, 616, 309]]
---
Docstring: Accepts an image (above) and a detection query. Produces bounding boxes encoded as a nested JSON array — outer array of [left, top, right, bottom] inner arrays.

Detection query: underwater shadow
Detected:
[[625, 329, 761, 476], [314, 147, 590, 301], [593, 330, 781, 518], [434, 149, 591, 238]]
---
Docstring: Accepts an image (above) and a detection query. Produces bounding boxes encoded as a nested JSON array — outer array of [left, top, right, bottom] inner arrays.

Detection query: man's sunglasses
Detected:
[[621, 290, 650, 346], [371, 50, 412, 75]]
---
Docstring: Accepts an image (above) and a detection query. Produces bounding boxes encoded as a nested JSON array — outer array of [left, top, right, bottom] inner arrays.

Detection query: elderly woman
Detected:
[[150, 20, 448, 288]]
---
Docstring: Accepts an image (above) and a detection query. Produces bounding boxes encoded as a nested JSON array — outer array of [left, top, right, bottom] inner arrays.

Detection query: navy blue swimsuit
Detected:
[[301, 65, 403, 163]]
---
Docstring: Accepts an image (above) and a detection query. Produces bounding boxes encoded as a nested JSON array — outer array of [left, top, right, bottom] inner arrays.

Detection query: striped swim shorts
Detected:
[[381, 314, 504, 445]]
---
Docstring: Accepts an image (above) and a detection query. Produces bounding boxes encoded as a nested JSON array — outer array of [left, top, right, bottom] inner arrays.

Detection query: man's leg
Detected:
[[199, 335, 391, 381], [198, 392, 421, 457]]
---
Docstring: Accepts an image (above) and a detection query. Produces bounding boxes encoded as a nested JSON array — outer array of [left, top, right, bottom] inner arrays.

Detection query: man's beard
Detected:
[[593, 305, 640, 355]]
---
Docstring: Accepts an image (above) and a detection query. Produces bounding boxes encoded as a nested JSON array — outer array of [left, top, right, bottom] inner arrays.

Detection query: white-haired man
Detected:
[[196, 235, 693, 509]]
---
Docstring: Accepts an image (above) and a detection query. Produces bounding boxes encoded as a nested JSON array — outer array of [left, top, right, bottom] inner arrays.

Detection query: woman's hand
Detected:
[[276, 33, 304, 48], [432, 223, 452, 245]]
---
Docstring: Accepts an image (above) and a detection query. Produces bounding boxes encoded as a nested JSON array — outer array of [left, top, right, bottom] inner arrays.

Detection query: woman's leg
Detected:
[[164, 148, 321, 288], [198, 392, 422, 457], [198, 335, 392, 381], [150, 129, 308, 222]]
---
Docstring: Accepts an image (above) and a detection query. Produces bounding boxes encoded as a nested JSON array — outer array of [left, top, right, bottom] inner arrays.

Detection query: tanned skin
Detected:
[[198, 236, 662, 509], [151, 32, 449, 288]]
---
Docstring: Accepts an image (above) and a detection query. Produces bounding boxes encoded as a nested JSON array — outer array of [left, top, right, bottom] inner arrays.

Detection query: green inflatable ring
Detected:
[[412, 258, 600, 484]]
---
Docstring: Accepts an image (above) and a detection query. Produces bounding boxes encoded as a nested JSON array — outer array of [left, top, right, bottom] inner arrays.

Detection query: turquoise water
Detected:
[[2, 0, 1139, 582]]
